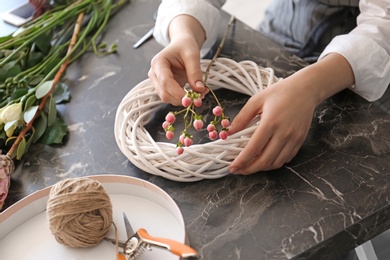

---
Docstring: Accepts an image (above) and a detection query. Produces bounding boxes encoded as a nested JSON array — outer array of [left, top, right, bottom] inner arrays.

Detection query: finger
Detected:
[[233, 127, 304, 174], [239, 136, 288, 174], [270, 142, 299, 168], [228, 94, 264, 135], [148, 68, 183, 106], [181, 50, 205, 93], [229, 116, 273, 173], [150, 61, 186, 105]]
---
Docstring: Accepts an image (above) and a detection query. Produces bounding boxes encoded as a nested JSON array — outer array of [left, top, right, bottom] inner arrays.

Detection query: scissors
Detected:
[[105, 212, 200, 259], [132, 11, 157, 49]]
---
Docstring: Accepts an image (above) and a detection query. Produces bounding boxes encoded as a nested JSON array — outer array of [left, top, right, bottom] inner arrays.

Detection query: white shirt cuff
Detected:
[[319, 34, 390, 102], [153, 0, 222, 57]]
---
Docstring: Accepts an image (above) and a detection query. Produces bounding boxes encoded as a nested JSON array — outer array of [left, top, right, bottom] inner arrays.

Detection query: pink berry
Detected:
[[221, 119, 230, 128], [219, 130, 228, 140], [165, 113, 176, 123], [207, 124, 215, 132], [176, 147, 184, 155], [213, 106, 223, 116], [209, 130, 218, 140], [183, 137, 193, 147], [166, 130, 174, 140], [182, 96, 192, 107], [193, 97, 202, 107], [162, 121, 170, 130], [179, 134, 185, 144], [193, 119, 204, 130]]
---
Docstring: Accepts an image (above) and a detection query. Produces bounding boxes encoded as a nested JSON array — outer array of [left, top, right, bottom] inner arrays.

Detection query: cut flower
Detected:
[[0, 103, 22, 125]]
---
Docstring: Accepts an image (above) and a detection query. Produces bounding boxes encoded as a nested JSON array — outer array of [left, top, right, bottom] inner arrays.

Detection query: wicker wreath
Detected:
[[114, 58, 280, 182]]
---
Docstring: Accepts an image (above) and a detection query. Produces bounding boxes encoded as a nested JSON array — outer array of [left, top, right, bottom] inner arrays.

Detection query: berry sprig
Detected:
[[162, 15, 236, 155], [162, 87, 230, 155]]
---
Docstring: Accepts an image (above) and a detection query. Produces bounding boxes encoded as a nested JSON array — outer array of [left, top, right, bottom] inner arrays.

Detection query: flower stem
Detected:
[[203, 15, 235, 114], [6, 12, 85, 159], [203, 15, 235, 85]]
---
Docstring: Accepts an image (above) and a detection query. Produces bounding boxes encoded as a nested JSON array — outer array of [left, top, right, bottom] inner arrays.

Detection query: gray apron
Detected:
[[259, 0, 360, 62]]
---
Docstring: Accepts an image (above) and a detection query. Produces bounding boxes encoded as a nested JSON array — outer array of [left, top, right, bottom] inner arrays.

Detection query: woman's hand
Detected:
[[228, 53, 355, 174], [228, 79, 317, 174], [148, 15, 208, 106]]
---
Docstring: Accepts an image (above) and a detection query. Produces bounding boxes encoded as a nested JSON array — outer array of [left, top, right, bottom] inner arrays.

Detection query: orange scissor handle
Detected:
[[117, 252, 126, 260], [137, 228, 199, 258]]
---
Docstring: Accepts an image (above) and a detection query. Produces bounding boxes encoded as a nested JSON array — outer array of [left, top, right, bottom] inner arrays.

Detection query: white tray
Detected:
[[0, 175, 186, 260]]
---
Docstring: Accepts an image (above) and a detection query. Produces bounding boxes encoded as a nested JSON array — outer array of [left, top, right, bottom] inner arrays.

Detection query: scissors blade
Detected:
[[122, 211, 135, 238], [132, 27, 154, 49]]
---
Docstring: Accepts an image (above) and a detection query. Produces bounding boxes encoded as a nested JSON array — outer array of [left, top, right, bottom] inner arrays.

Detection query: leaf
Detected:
[[39, 117, 67, 145], [26, 51, 45, 69], [28, 74, 44, 86], [35, 80, 53, 99], [24, 105, 39, 123], [32, 112, 47, 143], [33, 31, 52, 55], [24, 95, 37, 111], [5, 136, 17, 151], [52, 82, 70, 103], [0, 68, 7, 82], [2, 61, 22, 79], [47, 95, 57, 126], [43, 56, 62, 76], [0, 35, 12, 44], [10, 87, 28, 100], [16, 137, 27, 160], [25, 127, 35, 151], [0, 130, 6, 147]]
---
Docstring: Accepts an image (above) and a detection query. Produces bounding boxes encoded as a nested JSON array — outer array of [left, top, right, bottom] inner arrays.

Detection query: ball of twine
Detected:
[[46, 177, 113, 247], [115, 57, 280, 182]]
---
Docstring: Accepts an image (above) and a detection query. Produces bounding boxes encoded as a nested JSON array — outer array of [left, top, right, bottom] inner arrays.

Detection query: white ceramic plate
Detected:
[[0, 175, 186, 260]]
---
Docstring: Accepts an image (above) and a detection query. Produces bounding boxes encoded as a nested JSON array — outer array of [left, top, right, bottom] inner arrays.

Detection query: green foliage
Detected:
[[0, 0, 129, 159], [39, 117, 67, 145]]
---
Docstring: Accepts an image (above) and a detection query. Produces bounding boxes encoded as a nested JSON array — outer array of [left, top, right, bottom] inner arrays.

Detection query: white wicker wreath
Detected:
[[114, 58, 280, 182]]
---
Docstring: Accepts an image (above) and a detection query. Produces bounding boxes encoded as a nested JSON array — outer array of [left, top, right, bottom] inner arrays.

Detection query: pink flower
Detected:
[[183, 137, 193, 147], [162, 121, 170, 130], [176, 146, 184, 155], [193, 97, 202, 107], [212, 106, 223, 117], [209, 130, 218, 140], [219, 130, 228, 140], [181, 96, 192, 107], [193, 119, 204, 130], [179, 134, 185, 144], [207, 124, 215, 132], [165, 113, 176, 124], [165, 130, 174, 140], [221, 119, 230, 128]]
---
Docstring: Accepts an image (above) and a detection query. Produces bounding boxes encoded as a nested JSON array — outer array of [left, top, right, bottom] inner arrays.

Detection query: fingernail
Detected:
[[195, 80, 205, 90], [230, 167, 238, 174], [200, 88, 209, 99]]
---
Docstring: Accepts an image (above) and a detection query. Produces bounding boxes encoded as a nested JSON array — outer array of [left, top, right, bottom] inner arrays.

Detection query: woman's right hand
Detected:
[[148, 15, 208, 106]]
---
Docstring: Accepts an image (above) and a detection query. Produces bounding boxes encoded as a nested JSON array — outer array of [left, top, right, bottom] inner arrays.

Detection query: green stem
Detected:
[[91, 2, 111, 55], [0, 1, 90, 50], [206, 85, 222, 108]]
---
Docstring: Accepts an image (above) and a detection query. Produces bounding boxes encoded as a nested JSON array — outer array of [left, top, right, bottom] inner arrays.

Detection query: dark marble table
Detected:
[[2, 1, 390, 259]]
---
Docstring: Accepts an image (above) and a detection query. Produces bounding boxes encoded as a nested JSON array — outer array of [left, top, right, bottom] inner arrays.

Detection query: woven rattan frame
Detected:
[[114, 58, 280, 181]]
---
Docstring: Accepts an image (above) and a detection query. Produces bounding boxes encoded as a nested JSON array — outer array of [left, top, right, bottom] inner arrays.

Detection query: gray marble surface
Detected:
[[2, 1, 390, 260]]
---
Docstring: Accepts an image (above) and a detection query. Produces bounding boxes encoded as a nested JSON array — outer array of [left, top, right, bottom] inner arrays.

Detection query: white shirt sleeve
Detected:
[[318, 0, 390, 101], [153, 0, 226, 57]]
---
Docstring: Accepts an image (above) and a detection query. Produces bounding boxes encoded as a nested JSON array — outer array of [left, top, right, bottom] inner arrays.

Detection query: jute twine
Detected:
[[46, 177, 113, 248]]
